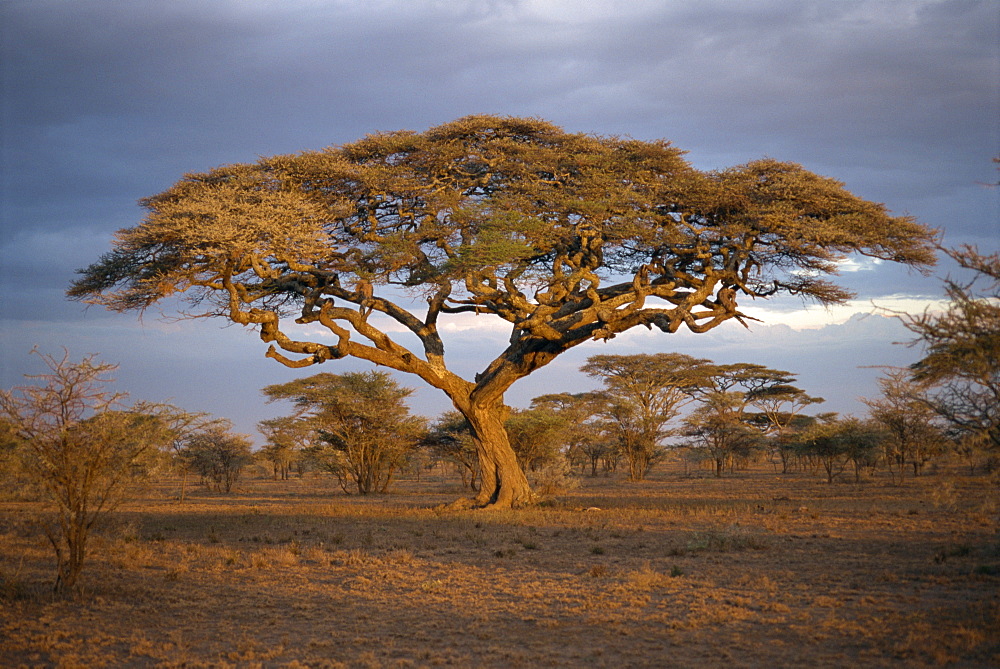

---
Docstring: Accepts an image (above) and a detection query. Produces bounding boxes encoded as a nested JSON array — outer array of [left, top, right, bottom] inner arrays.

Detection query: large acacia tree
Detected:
[[69, 115, 935, 508]]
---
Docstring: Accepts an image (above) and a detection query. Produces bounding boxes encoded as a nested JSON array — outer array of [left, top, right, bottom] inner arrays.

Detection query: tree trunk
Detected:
[[462, 402, 535, 509], [49, 510, 88, 594]]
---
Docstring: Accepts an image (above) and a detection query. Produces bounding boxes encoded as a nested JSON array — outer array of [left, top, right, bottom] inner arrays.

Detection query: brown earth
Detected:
[[1, 460, 998, 668]]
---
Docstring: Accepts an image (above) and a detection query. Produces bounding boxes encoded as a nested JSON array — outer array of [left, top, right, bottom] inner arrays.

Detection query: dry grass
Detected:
[[1, 460, 998, 667]]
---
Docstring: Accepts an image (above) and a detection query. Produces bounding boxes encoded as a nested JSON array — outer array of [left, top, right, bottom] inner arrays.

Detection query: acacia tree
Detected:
[[583, 353, 712, 481], [264, 371, 425, 495], [152, 407, 226, 502], [181, 424, 254, 493], [531, 392, 611, 476], [682, 392, 766, 477], [505, 407, 569, 472], [794, 417, 885, 484], [0, 350, 168, 592], [903, 245, 1000, 453], [863, 368, 946, 481], [257, 416, 313, 480], [68, 115, 936, 508], [796, 417, 851, 484], [682, 363, 806, 476], [746, 379, 824, 473]]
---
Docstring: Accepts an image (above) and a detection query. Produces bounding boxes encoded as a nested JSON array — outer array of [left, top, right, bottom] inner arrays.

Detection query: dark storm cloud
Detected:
[[1, 0, 996, 432], [3, 0, 994, 233]]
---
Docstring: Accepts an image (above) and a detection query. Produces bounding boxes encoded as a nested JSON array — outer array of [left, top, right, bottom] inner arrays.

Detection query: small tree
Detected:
[[754, 413, 821, 473], [0, 350, 166, 592], [794, 417, 884, 484], [682, 392, 765, 477], [264, 371, 425, 495], [148, 407, 225, 502], [257, 416, 313, 480], [797, 419, 850, 484], [423, 411, 480, 490], [683, 362, 806, 476], [531, 392, 611, 476], [748, 384, 824, 473], [505, 407, 570, 472], [863, 368, 947, 482], [583, 353, 711, 481], [902, 245, 1000, 454], [181, 424, 253, 493], [841, 419, 887, 483]]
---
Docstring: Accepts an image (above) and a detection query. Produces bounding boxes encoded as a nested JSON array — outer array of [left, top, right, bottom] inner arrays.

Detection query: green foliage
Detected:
[[505, 407, 570, 472], [180, 425, 253, 494], [264, 371, 425, 495]]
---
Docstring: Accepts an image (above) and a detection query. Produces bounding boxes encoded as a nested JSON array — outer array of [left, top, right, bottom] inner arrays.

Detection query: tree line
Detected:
[[253, 347, 994, 496]]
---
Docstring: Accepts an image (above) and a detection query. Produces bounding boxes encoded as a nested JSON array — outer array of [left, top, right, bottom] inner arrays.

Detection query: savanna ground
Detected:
[[1, 458, 998, 668]]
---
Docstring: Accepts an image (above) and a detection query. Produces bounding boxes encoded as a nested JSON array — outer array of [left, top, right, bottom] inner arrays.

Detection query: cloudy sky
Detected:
[[1, 0, 997, 439]]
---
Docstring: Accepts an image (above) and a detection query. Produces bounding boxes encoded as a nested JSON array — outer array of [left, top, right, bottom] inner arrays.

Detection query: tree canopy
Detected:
[[583, 353, 712, 480], [262, 371, 424, 495], [69, 115, 937, 507]]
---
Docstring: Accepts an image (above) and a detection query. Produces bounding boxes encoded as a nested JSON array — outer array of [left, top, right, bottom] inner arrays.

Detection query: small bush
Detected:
[[686, 525, 769, 552], [934, 545, 972, 563], [530, 461, 580, 499], [0, 559, 35, 601]]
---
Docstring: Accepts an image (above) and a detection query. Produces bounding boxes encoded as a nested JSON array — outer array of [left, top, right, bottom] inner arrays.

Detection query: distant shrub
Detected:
[[686, 525, 769, 552]]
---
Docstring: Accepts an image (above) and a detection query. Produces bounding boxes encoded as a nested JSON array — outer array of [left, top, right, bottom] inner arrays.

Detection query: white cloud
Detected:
[[739, 294, 947, 330], [836, 257, 883, 272], [279, 291, 946, 346]]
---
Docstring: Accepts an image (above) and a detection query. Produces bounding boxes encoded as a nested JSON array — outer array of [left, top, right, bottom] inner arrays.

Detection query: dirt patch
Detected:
[[2, 463, 998, 667]]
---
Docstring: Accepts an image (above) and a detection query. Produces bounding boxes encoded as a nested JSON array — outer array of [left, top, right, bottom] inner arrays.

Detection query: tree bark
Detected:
[[461, 401, 535, 509]]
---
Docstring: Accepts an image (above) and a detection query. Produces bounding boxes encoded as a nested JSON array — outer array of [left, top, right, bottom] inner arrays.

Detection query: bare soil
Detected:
[[1, 461, 998, 667]]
